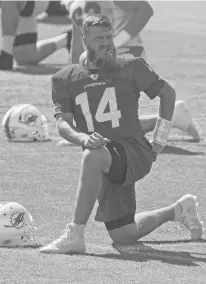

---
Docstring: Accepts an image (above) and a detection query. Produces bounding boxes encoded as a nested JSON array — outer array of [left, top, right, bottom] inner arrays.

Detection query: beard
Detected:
[[87, 46, 117, 69]]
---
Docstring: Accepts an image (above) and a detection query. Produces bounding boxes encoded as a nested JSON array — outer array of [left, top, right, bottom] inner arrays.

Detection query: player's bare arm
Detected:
[[114, 1, 154, 48], [56, 112, 108, 149], [156, 81, 176, 122], [132, 58, 176, 156]]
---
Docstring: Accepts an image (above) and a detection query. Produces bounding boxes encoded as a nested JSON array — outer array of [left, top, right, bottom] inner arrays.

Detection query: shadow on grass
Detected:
[[138, 239, 206, 245], [161, 145, 205, 156], [85, 241, 206, 267], [14, 64, 66, 75]]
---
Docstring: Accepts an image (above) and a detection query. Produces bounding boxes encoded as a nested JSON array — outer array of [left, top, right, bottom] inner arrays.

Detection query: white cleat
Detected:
[[39, 224, 86, 254], [174, 194, 203, 240], [173, 100, 201, 142]]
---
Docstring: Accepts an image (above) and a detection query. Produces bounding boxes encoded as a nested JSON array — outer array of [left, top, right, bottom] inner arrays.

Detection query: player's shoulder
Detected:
[[116, 56, 149, 70], [52, 64, 83, 82]]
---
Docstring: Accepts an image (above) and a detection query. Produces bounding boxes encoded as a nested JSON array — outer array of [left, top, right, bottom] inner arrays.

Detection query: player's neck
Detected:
[[84, 58, 99, 71]]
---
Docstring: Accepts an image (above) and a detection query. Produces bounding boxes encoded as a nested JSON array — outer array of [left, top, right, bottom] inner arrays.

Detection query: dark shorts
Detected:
[[95, 136, 154, 226], [14, 1, 48, 47], [14, 33, 37, 47], [19, 1, 35, 17]]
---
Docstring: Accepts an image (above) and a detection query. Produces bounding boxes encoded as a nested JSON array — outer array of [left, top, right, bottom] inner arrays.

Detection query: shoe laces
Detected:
[[24, 225, 40, 246], [179, 206, 200, 230], [51, 225, 76, 248]]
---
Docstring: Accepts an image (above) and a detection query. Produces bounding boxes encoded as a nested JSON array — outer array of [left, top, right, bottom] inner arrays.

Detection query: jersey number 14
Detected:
[[75, 87, 121, 132]]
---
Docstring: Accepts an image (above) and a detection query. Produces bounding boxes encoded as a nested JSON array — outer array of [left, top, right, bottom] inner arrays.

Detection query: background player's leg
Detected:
[[0, 1, 25, 69], [139, 100, 200, 141], [14, 30, 72, 66], [34, 31, 72, 63]]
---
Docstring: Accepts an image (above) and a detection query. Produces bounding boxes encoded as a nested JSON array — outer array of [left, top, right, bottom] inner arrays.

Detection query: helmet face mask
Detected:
[[2, 104, 50, 142], [0, 202, 39, 247]]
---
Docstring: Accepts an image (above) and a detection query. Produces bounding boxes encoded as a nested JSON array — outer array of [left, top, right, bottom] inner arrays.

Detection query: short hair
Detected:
[[81, 14, 113, 36]]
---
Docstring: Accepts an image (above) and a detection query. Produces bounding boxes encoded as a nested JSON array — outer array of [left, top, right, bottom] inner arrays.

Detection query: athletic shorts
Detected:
[[14, 1, 49, 47], [95, 136, 154, 226]]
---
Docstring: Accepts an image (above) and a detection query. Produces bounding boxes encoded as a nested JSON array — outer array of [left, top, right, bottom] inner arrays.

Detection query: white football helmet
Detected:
[[0, 202, 39, 247], [2, 104, 49, 142]]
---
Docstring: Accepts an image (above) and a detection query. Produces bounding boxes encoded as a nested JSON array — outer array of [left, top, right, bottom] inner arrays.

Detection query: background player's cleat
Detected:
[[40, 223, 85, 254], [0, 51, 13, 70], [172, 100, 201, 142], [174, 194, 203, 240]]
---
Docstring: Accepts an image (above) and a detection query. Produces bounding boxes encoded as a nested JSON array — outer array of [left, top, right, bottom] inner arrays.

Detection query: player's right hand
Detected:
[[83, 132, 109, 149]]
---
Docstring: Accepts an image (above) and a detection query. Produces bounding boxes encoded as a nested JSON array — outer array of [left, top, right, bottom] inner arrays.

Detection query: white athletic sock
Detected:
[[173, 203, 183, 221], [70, 223, 85, 238], [2, 36, 15, 55]]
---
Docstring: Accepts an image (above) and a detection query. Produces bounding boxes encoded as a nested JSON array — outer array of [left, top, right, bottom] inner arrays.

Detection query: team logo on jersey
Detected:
[[90, 74, 98, 80]]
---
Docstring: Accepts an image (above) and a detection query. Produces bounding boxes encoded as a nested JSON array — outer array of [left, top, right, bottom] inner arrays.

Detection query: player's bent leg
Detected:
[[172, 100, 201, 141], [105, 213, 138, 244], [72, 147, 112, 225], [107, 205, 176, 244], [108, 194, 203, 245], [40, 146, 112, 254]]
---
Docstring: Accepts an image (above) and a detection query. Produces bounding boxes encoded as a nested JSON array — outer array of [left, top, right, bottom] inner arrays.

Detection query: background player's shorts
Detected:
[[95, 136, 154, 224]]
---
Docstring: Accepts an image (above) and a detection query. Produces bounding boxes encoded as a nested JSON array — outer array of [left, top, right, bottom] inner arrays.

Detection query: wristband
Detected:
[[152, 117, 172, 146]]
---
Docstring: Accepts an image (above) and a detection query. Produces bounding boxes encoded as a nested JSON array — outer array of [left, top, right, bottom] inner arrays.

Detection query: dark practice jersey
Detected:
[[52, 57, 165, 141]]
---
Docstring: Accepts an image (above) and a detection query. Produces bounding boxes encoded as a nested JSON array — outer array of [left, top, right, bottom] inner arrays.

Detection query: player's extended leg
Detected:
[[40, 146, 113, 254], [139, 100, 200, 141], [0, 1, 25, 70], [13, 0, 72, 66], [14, 30, 72, 66], [107, 194, 203, 244]]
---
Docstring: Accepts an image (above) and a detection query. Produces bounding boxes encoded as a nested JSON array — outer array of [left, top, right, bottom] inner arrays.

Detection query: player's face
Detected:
[[83, 26, 116, 68]]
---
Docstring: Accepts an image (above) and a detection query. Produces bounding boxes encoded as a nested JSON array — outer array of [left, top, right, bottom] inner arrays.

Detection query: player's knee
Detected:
[[82, 147, 111, 172], [14, 44, 38, 66], [82, 148, 101, 167], [108, 224, 138, 244]]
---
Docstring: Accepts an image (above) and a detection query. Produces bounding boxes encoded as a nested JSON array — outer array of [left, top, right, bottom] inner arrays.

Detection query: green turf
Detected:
[[0, 2, 206, 284]]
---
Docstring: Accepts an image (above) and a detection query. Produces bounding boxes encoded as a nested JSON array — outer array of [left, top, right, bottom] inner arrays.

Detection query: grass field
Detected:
[[0, 2, 206, 283]]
